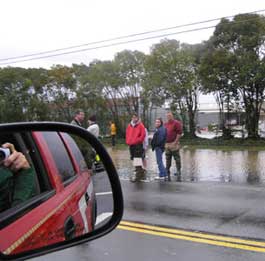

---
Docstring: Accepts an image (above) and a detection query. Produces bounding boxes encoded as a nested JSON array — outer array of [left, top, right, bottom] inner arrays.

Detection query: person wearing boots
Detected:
[[126, 113, 146, 182], [164, 111, 182, 181]]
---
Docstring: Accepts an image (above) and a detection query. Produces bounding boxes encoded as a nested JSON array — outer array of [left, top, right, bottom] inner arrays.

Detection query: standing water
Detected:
[[107, 147, 265, 185]]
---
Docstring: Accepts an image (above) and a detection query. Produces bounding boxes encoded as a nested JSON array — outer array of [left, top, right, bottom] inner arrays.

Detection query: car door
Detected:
[[32, 131, 88, 240], [59, 132, 96, 234]]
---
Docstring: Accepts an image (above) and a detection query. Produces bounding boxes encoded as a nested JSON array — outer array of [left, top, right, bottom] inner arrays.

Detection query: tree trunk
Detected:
[[188, 109, 196, 138], [246, 107, 260, 139], [222, 98, 232, 139]]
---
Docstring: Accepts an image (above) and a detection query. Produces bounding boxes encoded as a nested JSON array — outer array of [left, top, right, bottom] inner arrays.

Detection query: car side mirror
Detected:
[[0, 122, 123, 260]]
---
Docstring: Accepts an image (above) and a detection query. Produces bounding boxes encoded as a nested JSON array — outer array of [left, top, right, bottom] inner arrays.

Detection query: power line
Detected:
[[0, 25, 216, 65], [1, 9, 265, 63], [0, 16, 224, 61], [1, 10, 265, 66], [0, 12, 239, 62]]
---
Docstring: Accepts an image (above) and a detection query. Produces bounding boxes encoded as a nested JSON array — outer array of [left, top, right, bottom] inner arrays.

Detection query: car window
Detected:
[[41, 132, 75, 182], [0, 132, 46, 227], [21, 132, 52, 193], [60, 133, 89, 172]]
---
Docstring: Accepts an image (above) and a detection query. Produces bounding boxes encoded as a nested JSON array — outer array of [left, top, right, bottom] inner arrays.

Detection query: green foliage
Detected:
[[1, 11, 265, 141], [144, 39, 200, 136], [0, 67, 49, 122], [200, 13, 265, 138], [207, 123, 218, 132], [182, 136, 265, 149]]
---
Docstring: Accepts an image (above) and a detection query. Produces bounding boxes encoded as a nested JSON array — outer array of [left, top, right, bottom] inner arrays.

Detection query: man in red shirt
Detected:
[[164, 111, 182, 181], [126, 113, 146, 182]]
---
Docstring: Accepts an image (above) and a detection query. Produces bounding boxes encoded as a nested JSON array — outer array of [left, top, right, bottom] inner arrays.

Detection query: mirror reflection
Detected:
[[0, 131, 113, 255]]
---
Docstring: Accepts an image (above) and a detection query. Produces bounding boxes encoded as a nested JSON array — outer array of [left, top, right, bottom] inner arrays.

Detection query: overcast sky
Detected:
[[0, 0, 264, 69]]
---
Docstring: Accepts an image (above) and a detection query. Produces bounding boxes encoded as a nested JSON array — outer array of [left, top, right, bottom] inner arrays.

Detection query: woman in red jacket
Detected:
[[126, 113, 146, 182]]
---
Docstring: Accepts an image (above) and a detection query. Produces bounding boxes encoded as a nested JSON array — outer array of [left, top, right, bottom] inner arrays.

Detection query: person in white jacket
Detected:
[[87, 115, 99, 138]]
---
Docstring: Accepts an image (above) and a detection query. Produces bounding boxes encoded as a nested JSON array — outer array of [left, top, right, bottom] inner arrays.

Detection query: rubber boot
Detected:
[[176, 170, 181, 182], [135, 166, 143, 181], [167, 170, 171, 182]]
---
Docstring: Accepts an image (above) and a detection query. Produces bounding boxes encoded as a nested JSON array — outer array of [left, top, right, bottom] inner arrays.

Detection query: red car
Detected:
[[0, 130, 97, 255]]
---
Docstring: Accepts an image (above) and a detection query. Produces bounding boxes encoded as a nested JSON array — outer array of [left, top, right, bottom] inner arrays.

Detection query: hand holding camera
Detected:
[[0, 147, 11, 162], [0, 143, 30, 172]]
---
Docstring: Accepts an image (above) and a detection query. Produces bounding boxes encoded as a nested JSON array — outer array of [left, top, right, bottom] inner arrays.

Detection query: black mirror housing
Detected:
[[0, 122, 123, 260]]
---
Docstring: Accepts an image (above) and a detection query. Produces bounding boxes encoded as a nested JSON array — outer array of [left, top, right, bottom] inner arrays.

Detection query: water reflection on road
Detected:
[[107, 147, 265, 185]]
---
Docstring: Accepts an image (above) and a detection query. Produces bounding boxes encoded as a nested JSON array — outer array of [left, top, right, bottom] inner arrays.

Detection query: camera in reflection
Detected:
[[0, 147, 10, 162]]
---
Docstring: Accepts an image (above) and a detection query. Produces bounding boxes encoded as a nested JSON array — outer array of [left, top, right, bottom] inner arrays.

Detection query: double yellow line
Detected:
[[118, 221, 265, 253]]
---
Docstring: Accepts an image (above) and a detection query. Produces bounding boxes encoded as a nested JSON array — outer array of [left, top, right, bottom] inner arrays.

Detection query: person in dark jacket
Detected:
[[0, 143, 37, 212], [70, 109, 85, 127], [151, 118, 167, 180]]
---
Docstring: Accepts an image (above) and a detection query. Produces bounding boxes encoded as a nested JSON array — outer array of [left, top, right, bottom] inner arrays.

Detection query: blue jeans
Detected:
[[155, 147, 167, 177]]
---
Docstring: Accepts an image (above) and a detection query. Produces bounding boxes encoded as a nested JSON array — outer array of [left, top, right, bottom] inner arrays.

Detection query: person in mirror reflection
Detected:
[[87, 115, 100, 138], [109, 121, 117, 147], [87, 115, 101, 169], [151, 118, 167, 181], [70, 109, 85, 127], [0, 143, 37, 212], [164, 111, 183, 182], [126, 113, 146, 182]]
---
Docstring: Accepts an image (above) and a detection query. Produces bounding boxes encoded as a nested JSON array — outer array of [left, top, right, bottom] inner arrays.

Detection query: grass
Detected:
[[101, 136, 265, 151], [180, 136, 265, 150]]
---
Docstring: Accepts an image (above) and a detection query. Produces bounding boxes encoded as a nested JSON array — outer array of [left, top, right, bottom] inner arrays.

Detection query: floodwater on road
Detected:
[[107, 146, 265, 185]]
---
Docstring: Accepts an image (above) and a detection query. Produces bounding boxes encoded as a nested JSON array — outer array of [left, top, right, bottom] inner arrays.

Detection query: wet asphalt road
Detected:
[[30, 228, 265, 261], [121, 180, 265, 239], [92, 171, 113, 227], [31, 177, 265, 261]]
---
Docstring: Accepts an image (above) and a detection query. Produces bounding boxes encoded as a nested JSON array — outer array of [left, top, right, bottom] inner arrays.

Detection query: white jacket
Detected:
[[87, 123, 99, 138]]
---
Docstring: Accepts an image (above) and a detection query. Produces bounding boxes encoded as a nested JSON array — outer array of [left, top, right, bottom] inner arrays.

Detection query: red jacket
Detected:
[[126, 121, 146, 146]]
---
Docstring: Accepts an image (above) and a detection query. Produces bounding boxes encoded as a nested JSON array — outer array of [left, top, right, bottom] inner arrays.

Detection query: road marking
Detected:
[[118, 221, 265, 253], [95, 212, 113, 226], [120, 221, 265, 247], [96, 191, 113, 196]]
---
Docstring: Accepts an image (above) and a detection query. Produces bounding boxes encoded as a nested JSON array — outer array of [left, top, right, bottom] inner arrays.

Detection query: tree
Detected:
[[200, 13, 265, 138], [0, 67, 50, 122], [23, 68, 51, 121], [72, 63, 108, 128], [200, 43, 238, 138], [45, 65, 77, 122], [78, 60, 127, 135], [114, 50, 146, 117], [145, 39, 200, 137]]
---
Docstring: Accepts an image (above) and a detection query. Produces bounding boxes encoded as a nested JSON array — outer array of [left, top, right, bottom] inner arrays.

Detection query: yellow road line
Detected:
[[120, 221, 265, 247], [118, 221, 265, 253]]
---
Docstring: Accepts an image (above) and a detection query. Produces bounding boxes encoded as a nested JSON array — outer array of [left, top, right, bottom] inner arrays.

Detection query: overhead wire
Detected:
[[1, 8, 265, 63], [0, 25, 216, 65], [1, 9, 265, 66]]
